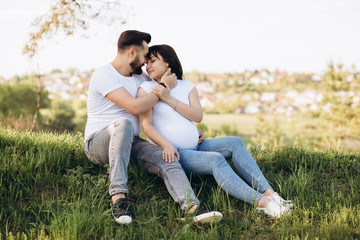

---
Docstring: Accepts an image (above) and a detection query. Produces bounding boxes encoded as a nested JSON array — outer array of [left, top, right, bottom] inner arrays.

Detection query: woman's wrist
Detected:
[[162, 95, 174, 105]]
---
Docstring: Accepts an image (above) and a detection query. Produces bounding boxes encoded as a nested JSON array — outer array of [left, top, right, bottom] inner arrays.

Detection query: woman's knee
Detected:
[[228, 136, 245, 148], [212, 152, 228, 169]]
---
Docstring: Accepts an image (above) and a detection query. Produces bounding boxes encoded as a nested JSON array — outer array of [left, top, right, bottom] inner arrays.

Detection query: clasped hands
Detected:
[[152, 68, 176, 101]]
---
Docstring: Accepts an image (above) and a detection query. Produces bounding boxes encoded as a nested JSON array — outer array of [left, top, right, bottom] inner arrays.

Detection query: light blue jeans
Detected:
[[179, 136, 272, 205]]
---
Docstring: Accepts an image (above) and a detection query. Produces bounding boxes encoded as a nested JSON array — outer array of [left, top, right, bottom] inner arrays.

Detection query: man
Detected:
[[83, 30, 223, 224]]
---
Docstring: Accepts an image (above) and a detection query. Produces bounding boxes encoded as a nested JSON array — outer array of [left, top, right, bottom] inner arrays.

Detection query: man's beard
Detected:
[[130, 57, 143, 75]]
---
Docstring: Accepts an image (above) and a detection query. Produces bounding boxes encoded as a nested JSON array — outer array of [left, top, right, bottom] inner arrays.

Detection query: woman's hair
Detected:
[[147, 44, 183, 80]]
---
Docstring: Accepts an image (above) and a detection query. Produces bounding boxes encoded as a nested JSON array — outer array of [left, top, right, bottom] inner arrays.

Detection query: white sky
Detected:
[[0, 0, 360, 78]]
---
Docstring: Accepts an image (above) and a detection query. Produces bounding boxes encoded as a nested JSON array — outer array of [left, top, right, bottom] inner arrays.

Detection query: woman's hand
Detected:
[[198, 129, 205, 144], [162, 144, 180, 162], [161, 68, 177, 89]]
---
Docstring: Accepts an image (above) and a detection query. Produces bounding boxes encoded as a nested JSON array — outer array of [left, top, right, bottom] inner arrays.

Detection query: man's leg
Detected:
[[130, 136, 200, 210], [84, 118, 134, 224]]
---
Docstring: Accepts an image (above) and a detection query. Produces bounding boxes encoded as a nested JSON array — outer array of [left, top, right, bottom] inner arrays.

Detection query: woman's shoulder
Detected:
[[139, 79, 158, 92], [178, 79, 195, 89]]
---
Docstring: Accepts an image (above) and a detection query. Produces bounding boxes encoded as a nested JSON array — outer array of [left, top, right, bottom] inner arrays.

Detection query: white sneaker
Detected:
[[181, 206, 223, 224], [256, 200, 289, 218], [194, 210, 223, 224], [268, 192, 293, 209], [115, 215, 132, 224]]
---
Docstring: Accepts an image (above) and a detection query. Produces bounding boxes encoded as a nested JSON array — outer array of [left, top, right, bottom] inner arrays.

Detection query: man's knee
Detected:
[[158, 158, 184, 176], [111, 118, 134, 137], [112, 118, 134, 131]]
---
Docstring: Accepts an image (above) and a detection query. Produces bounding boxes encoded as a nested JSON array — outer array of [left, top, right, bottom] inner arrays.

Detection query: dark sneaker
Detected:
[[110, 198, 132, 224], [181, 205, 223, 224]]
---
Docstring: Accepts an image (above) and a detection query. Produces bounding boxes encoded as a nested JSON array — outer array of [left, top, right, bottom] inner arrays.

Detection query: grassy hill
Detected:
[[1, 127, 360, 239]]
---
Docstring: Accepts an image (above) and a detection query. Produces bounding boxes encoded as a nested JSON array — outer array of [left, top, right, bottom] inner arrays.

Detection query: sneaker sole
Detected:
[[193, 211, 223, 223], [115, 215, 132, 224]]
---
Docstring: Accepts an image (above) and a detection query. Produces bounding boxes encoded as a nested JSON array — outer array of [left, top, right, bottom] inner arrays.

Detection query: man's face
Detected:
[[130, 41, 149, 75]]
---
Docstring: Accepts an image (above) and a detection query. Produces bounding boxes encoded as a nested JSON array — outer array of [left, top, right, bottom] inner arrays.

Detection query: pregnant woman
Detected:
[[138, 44, 293, 217]]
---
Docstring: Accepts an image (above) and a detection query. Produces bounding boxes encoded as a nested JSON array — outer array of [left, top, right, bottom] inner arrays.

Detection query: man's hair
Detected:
[[147, 45, 183, 80], [117, 30, 151, 51]]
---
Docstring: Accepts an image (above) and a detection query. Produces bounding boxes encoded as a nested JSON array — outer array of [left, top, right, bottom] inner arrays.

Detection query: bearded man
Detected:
[[83, 30, 222, 225]]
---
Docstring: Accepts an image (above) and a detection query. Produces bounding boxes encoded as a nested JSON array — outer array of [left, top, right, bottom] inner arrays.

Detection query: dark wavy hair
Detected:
[[147, 45, 183, 80]]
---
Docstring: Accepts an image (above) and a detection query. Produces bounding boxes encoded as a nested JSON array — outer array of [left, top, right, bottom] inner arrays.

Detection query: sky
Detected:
[[0, 0, 360, 79]]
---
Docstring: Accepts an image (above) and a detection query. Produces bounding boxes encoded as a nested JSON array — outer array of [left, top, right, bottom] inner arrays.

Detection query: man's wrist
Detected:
[[159, 82, 166, 88]]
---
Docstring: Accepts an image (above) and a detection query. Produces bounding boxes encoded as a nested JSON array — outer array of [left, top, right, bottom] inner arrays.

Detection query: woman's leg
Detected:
[[197, 137, 273, 194], [179, 149, 264, 205]]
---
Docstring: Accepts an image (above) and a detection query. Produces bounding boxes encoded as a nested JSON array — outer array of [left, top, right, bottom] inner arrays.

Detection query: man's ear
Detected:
[[128, 47, 136, 57]]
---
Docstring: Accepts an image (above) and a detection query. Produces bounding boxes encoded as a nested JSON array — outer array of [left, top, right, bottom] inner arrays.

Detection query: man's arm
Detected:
[[106, 69, 177, 116], [106, 88, 158, 115]]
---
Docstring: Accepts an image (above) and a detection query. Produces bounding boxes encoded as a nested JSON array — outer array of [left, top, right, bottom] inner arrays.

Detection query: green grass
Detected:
[[1, 127, 360, 239]]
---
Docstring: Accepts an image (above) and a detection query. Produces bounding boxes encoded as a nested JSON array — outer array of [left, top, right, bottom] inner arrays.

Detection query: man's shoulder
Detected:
[[92, 64, 113, 77]]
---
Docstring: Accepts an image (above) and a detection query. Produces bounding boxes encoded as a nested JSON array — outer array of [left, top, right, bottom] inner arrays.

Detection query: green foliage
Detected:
[[50, 69, 62, 74], [41, 99, 76, 132], [1, 128, 360, 239], [320, 63, 360, 142], [0, 83, 50, 124], [211, 97, 241, 114], [252, 113, 284, 149]]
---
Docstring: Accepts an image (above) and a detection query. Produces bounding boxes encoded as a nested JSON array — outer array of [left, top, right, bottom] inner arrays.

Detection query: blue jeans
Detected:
[[179, 136, 272, 205]]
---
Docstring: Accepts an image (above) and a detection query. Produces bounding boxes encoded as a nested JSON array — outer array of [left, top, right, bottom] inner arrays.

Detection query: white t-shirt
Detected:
[[139, 79, 199, 150], [84, 64, 149, 140]]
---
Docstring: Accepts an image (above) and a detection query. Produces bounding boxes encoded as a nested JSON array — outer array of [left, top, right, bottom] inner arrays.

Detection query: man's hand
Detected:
[[198, 129, 205, 144], [162, 144, 180, 162], [152, 84, 171, 101], [161, 68, 177, 89]]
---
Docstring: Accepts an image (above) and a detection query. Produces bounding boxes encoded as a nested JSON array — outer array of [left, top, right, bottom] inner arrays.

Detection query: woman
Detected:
[[138, 44, 293, 218]]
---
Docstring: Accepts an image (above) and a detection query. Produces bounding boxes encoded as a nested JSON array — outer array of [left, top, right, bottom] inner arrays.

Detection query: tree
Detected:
[[320, 62, 360, 143], [42, 100, 76, 132], [23, 0, 128, 58], [252, 113, 284, 149], [23, 0, 128, 130], [0, 83, 50, 129]]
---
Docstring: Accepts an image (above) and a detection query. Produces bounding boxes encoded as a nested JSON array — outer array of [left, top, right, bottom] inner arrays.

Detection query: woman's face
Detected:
[[146, 53, 169, 81]]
